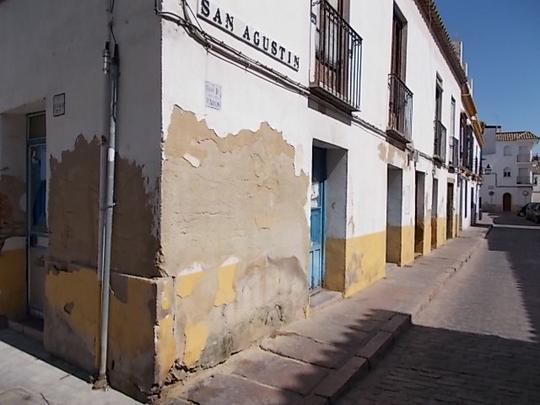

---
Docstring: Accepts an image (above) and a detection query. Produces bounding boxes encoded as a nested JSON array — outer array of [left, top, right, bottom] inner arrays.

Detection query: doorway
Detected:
[[309, 147, 327, 290], [503, 193, 512, 212], [386, 166, 403, 264], [446, 182, 454, 239], [26, 112, 48, 318], [414, 171, 425, 255], [458, 178, 463, 231], [431, 178, 438, 250]]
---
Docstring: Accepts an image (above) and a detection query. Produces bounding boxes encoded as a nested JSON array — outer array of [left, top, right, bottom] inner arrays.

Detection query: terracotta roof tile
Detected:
[[496, 131, 539, 142]]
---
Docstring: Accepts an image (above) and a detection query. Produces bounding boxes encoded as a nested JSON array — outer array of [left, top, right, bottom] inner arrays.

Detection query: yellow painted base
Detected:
[[0, 249, 26, 318], [44, 267, 100, 371], [44, 267, 168, 400], [436, 217, 447, 248], [401, 225, 415, 266], [422, 218, 432, 255], [344, 231, 386, 298]]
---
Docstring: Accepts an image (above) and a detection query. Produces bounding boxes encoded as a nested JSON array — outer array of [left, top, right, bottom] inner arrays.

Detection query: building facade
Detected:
[[0, 0, 483, 400], [481, 128, 539, 212], [531, 157, 540, 203]]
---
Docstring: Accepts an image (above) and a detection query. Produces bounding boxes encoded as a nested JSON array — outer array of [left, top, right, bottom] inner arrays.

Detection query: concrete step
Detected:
[[309, 289, 342, 313]]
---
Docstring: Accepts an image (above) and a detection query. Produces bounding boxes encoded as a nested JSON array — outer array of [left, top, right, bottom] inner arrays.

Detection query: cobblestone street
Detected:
[[338, 214, 540, 404]]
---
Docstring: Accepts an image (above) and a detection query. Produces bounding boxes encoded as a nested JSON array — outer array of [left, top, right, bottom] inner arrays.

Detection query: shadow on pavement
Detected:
[[490, 211, 540, 227], [0, 328, 92, 383], [336, 216, 540, 404], [338, 324, 540, 404]]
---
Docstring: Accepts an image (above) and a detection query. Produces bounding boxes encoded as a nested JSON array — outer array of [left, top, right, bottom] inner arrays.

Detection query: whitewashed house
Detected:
[[0, 0, 483, 400], [481, 127, 539, 212]]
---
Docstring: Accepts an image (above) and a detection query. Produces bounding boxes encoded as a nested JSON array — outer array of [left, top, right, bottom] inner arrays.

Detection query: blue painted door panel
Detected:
[[309, 147, 327, 290]]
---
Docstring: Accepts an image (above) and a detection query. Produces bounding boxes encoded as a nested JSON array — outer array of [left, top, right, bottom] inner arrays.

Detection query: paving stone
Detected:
[[0, 330, 138, 404], [228, 349, 329, 396], [0, 387, 47, 405], [186, 374, 303, 405], [260, 334, 350, 369], [314, 357, 368, 401]]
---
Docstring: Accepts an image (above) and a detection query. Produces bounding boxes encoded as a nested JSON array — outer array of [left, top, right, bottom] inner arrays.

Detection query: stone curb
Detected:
[[312, 313, 412, 403]]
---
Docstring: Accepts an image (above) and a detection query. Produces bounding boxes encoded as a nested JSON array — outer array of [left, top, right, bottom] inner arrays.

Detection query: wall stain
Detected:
[[48, 134, 160, 277], [49, 135, 100, 268]]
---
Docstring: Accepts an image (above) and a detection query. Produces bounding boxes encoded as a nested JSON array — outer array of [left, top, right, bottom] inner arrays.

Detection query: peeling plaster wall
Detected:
[[0, 105, 27, 318], [0, 0, 164, 401], [157, 0, 476, 382], [161, 107, 309, 370]]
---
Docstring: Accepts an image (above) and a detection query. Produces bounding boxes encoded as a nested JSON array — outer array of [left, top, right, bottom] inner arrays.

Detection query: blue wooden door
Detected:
[[309, 148, 327, 290]]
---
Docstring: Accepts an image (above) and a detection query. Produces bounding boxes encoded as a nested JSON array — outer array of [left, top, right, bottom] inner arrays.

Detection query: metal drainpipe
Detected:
[[95, 40, 119, 388]]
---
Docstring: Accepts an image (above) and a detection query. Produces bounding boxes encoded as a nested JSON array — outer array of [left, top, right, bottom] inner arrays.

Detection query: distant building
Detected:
[[532, 156, 540, 203], [481, 129, 540, 212]]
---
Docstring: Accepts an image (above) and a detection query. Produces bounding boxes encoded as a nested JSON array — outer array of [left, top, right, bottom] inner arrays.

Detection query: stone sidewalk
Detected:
[[0, 328, 139, 405], [161, 222, 490, 405]]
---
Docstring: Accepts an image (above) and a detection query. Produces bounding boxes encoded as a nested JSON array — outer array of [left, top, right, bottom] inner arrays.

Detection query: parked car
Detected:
[[525, 203, 540, 223], [518, 203, 530, 217]]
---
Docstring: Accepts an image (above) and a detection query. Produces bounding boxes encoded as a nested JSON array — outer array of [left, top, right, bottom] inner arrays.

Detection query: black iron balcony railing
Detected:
[[312, 0, 362, 111], [517, 176, 532, 185], [434, 120, 447, 163], [387, 74, 413, 142], [517, 154, 531, 163], [449, 137, 459, 167]]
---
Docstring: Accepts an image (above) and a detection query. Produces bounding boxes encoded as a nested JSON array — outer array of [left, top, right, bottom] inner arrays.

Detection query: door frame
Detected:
[[446, 182, 454, 239], [26, 111, 48, 318], [502, 192, 512, 212]]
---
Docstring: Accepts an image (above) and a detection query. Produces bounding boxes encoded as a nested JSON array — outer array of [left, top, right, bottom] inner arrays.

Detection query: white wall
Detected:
[[0, 0, 162, 192], [160, 0, 471, 251]]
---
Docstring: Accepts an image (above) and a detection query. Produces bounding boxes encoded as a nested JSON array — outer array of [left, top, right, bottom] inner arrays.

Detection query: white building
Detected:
[[481, 128, 539, 212], [0, 0, 483, 400]]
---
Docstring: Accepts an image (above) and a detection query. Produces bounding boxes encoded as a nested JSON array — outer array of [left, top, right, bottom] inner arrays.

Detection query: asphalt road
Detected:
[[338, 214, 540, 404]]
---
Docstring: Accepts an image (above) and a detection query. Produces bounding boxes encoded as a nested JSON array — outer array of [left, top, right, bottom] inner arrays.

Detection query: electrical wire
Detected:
[[108, 0, 117, 44], [154, 0, 392, 142]]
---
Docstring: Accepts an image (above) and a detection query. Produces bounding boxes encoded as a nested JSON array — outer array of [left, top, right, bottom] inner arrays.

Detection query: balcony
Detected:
[[311, 0, 362, 112], [387, 74, 413, 143], [517, 154, 531, 163], [449, 137, 459, 167], [433, 120, 447, 163], [517, 176, 532, 185]]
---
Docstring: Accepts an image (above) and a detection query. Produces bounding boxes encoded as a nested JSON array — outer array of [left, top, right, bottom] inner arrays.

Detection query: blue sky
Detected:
[[436, 0, 540, 152]]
